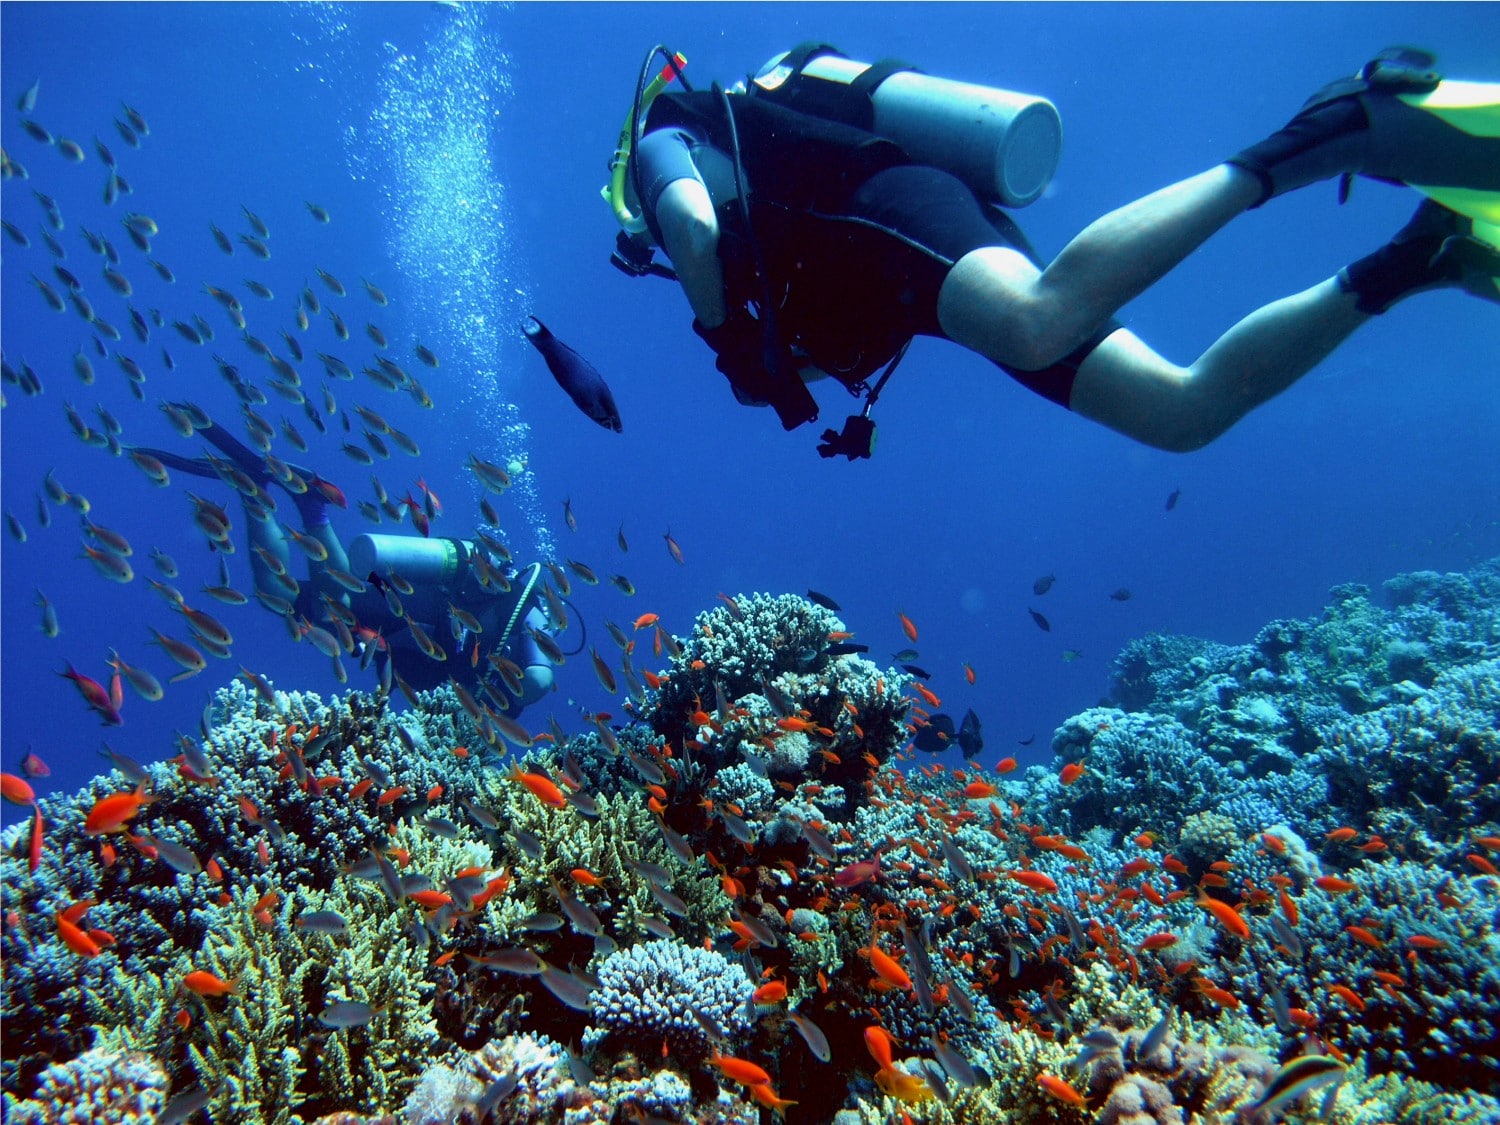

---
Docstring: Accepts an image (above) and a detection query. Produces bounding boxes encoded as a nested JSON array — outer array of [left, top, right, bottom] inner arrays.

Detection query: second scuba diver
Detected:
[[134, 418, 563, 719]]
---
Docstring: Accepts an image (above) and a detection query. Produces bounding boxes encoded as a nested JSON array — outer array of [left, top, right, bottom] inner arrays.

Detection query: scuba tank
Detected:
[[348, 533, 469, 625], [751, 44, 1062, 207]]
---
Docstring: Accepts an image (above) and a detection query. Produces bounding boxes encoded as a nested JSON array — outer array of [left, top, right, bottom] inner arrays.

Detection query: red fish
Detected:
[[83, 785, 153, 835], [861, 941, 912, 991], [1, 772, 36, 805], [507, 766, 565, 808], [1038, 1073, 1087, 1108], [309, 475, 348, 508], [1195, 892, 1251, 940], [19, 752, 50, 778], [709, 1053, 770, 1087], [1059, 762, 1085, 785], [29, 806, 44, 872], [898, 611, 918, 642], [663, 529, 685, 565], [58, 663, 123, 725], [833, 852, 881, 888]]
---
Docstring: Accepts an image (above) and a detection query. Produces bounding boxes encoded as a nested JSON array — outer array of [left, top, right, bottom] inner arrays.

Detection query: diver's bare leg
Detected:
[[1067, 278, 1366, 452], [938, 165, 1262, 369]]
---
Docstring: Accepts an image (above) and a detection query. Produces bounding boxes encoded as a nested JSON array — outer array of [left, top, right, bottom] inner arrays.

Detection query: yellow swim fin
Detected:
[[1399, 79, 1500, 244]]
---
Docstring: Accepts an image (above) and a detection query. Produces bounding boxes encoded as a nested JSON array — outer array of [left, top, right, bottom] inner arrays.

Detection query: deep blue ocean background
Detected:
[[3, 2, 1497, 824]]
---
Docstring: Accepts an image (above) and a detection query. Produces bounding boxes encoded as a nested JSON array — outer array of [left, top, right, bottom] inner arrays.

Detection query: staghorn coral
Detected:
[[2, 1047, 168, 1125]]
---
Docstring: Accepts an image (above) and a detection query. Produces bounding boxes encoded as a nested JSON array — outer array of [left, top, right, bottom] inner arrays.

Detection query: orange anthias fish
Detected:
[[1006, 870, 1058, 894], [181, 970, 238, 996], [1196, 892, 1251, 940], [507, 766, 565, 808], [860, 941, 912, 991], [752, 980, 788, 1004], [1, 772, 37, 805], [1038, 1072, 1088, 1108], [83, 785, 154, 835], [709, 1053, 770, 1087], [897, 611, 918, 642], [56, 910, 102, 957]]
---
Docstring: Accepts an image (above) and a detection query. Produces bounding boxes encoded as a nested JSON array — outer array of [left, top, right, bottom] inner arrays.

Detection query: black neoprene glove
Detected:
[[693, 309, 774, 407]]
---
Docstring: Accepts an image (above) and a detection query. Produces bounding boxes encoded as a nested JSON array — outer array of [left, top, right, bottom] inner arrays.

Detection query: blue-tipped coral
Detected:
[[2, 1048, 168, 1125]]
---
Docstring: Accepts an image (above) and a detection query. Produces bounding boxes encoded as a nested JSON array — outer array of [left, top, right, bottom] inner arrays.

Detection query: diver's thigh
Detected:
[[936, 246, 1045, 368], [1068, 329, 1201, 451]]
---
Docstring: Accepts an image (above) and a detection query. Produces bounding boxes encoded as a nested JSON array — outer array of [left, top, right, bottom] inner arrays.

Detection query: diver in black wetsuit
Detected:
[[134, 421, 560, 715], [608, 45, 1500, 458]]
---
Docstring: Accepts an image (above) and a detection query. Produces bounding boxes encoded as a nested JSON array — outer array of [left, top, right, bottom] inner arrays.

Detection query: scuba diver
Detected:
[[133, 419, 562, 716], [604, 45, 1500, 459]]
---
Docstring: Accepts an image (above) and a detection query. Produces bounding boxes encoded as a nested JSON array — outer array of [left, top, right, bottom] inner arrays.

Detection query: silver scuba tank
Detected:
[[753, 51, 1062, 207], [347, 533, 467, 624]]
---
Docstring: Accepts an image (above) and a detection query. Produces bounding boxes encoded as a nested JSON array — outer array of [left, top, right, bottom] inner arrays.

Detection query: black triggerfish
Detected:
[[522, 316, 622, 432]]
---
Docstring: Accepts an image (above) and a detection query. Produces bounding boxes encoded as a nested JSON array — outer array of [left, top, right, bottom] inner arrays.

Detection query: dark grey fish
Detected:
[[918, 1059, 952, 1104], [1269, 913, 1304, 960], [1109, 587, 1132, 602], [939, 836, 972, 882], [98, 744, 151, 785], [900, 663, 931, 680], [470, 947, 545, 975], [647, 880, 689, 918], [143, 835, 202, 875], [801, 820, 836, 862], [957, 708, 983, 757], [640, 914, 676, 939], [806, 589, 840, 611], [824, 642, 870, 656], [539, 963, 595, 1011], [295, 910, 349, 935], [473, 1073, 519, 1118], [1137, 1007, 1172, 1064], [788, 1011, 831, 1062], [159, 1085, 211, 1125], [1244, 1055, 1346, 1118], [1028, 607, 1051, 632], [318, 1000, 377, 1029], [1033, 573, 1056, 595], [522, 316, 621, 432], [913, 712, 956, 753], [1165, 487, 1181, 511], [519, 912, 565, 932], [928, 1036, 978, 1089]]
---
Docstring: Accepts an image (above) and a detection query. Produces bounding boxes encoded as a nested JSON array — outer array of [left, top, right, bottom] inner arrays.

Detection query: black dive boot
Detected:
[[1339, 199, 1500, 313], [1230, 48, 1500, 207]]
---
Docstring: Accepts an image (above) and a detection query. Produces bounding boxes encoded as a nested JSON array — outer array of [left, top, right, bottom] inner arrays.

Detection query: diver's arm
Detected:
[[656, 178, 727, 327]]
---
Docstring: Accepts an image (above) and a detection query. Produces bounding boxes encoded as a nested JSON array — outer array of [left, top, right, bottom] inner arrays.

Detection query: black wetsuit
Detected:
[[641, 89, 1116, 407]]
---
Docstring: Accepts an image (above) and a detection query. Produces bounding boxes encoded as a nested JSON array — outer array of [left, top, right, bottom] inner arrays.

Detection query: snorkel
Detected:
[[602, 47, 688, 234]]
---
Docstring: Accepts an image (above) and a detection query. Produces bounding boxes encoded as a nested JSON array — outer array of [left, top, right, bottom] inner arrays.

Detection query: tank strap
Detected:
[[782, 41, 846, 74], [850, 57, 922, 111]]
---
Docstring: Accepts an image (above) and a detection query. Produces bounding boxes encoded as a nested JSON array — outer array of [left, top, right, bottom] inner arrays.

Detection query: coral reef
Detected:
[[4, 568, 1499, 1120]]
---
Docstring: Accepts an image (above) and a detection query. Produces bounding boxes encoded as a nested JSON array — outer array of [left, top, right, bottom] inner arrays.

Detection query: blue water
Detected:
[[3, 2, 1497, 820]]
